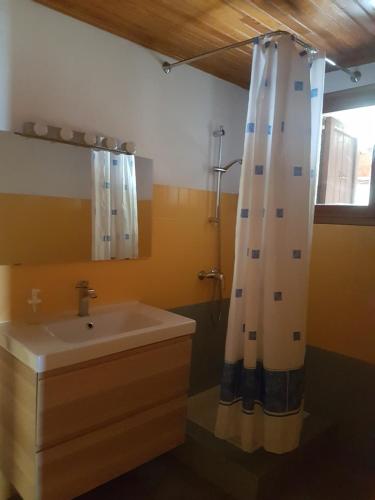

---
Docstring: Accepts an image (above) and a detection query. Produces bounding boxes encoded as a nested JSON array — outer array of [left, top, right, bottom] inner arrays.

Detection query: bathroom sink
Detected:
[[0, 302, 196, 372], [45, 304, 163, 344]]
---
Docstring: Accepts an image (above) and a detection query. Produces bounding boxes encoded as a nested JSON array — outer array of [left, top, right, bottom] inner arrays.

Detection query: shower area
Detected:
[[166, 29, 360, 499], [171, 129, 333, 499], [170, 220, 336, 497], [170, 126, 333, 499]]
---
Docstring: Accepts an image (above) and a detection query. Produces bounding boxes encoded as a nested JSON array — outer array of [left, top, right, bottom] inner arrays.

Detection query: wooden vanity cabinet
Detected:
[[0, 335, 192, 500]]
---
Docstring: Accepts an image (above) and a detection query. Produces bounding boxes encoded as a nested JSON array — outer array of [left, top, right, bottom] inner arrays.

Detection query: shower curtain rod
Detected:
[[162, 30, 361, 83]]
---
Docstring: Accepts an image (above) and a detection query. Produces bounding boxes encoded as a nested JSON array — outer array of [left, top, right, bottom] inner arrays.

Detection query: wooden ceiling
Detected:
[[35, 0, 375, 88]]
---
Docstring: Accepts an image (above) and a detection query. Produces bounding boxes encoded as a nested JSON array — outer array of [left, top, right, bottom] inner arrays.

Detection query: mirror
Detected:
[[0, 133, 153, 264]]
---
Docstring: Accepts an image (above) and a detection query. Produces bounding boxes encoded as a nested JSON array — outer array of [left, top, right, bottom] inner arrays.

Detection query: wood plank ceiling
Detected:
[[34, 0, 375, 88]]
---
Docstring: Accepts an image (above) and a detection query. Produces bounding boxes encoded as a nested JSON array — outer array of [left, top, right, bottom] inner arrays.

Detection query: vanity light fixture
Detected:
[[20, 122, 135, 155], [60, 127, 74, 141]]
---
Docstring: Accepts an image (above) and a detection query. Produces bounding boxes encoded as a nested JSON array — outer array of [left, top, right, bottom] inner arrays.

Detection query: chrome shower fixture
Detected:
[[209, 126, 242, 224], [197, 268, 224, 282], [197, 268, 225, 323], [213, 158, 242, 173], [162, 30, 362, 84], [198, 127, 241, 323]]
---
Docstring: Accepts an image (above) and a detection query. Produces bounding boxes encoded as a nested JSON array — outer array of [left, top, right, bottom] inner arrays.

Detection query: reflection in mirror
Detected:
[[0, 133, 153, 265], [92, 151, 138, 260]]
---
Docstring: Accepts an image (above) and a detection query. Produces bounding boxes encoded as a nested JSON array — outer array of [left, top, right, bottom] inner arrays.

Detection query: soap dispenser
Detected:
[[27, 288, 42, 324]]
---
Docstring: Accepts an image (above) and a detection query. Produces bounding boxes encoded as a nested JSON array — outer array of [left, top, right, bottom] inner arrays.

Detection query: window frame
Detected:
[[314, 83, 375, 226]]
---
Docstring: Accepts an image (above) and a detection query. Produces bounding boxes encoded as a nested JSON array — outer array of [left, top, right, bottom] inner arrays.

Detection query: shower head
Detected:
[[223, 158, 242, 171], [213, 158, 242, 173]]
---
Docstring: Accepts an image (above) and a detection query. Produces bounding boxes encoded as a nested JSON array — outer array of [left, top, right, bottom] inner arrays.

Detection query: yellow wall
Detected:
[[0, 193, 91, 264], [308, 224, 375, 365], [0, 185, 373, 365], [0, 194, 152, 264], [137, 199, 152, 258], [0, 185, 236, 322]]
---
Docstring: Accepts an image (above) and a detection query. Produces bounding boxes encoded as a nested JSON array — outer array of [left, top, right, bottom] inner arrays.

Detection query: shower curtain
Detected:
[[92, 150, 138, 260], [215, 35, 325, 454]]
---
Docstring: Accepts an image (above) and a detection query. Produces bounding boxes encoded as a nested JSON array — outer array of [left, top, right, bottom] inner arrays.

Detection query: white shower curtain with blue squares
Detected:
[[91, 151, 138, 260], [215, 35, 325, 454]]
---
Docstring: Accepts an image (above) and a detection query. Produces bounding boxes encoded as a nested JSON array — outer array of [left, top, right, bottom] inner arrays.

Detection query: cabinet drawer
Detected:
[[36, 336, 191, 449], [38, 397, 186, 500]]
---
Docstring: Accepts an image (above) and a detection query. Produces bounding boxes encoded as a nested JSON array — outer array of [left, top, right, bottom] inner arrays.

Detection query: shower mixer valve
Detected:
[[197, 268, 224, 282], [197, 268, 225, 299]]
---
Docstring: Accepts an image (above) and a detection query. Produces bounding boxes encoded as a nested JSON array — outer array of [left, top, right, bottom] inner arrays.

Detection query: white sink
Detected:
[[45, 304, 163, 344], [0, 302, 196, 372]]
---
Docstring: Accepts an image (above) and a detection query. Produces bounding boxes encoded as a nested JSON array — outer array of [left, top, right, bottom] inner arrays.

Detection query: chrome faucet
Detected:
[[75, 280, 97, 317]]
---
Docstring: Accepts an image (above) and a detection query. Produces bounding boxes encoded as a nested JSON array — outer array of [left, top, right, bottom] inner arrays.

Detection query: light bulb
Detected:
[[33, 122, 48, 137], [60, 127, 74, 141], [83, 132, 97, 146], [102, 137, 117, 149], [121, 141, 136, 154]]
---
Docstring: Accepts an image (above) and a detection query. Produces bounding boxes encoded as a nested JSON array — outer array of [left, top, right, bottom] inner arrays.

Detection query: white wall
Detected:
[[324, 62, 375, 94], [0, 0, 248, 194]]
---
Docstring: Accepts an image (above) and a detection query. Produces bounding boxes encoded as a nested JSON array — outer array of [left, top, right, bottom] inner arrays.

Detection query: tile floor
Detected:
[[77, 443, 375, 500]]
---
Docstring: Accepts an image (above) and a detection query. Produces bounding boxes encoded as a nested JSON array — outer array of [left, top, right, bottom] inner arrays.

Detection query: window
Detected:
[[314, 85, 375, 225]]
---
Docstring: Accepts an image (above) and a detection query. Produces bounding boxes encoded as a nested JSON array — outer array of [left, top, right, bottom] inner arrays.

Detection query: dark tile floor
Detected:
[[277, 444, 375, 500], [77, 442, 375, 500], [77, 454, 233, 500]]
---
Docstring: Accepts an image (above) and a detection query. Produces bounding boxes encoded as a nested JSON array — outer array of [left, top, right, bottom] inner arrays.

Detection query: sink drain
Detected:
[[86, 322, 94, 329]]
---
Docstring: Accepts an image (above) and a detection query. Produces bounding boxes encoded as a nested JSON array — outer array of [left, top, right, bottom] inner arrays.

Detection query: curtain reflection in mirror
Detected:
[[91, 151, 138, 260]]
